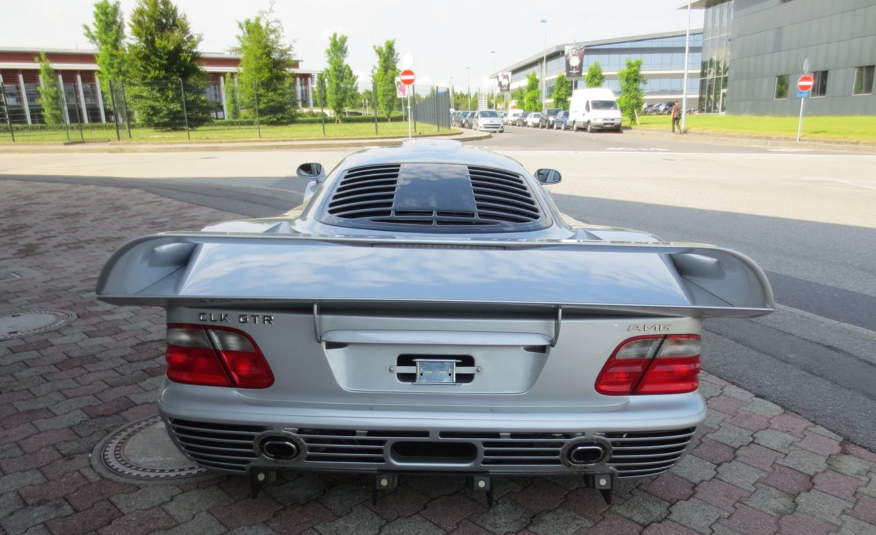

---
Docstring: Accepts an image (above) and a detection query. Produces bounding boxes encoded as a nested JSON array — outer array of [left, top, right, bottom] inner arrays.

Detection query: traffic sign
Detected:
[[400, 70, 415, 86], [797, 91, 810, 98], [798, 75, 814, 92]]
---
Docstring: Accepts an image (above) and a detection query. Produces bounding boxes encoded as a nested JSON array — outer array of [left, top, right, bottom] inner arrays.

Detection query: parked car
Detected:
[[553, 110, 570, 130], [461, 111, 476, 129], [543, 108, 562, 128], [475, 110, 504, 133], [506, 109, 525, 125], [568, 88, 623, 133], [525, 112, 543, 127], [514, 111, 529, 127], [97, 139, 774, 503]]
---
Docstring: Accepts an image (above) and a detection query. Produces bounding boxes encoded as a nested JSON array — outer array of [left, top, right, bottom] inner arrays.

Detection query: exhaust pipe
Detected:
[[259, 437, 300, 461], [567, 444, 607, 465], [561, 438, 611, 468]]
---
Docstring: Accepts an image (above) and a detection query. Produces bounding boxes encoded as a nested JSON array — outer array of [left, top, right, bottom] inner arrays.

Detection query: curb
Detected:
[[627, 128, 876, 153], [0, 132, 492, 154]]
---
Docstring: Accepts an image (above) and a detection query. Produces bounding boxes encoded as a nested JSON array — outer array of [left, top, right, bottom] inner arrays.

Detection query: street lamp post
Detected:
[[681, 0, 692, 132], [466, 67, 471, 111], [540, 20, 547, 109], [491, 51, 496, 108]]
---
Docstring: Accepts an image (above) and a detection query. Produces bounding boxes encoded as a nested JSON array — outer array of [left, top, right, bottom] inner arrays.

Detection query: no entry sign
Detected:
[[798, 75, 814, 92], [400, 70, 416, 85]]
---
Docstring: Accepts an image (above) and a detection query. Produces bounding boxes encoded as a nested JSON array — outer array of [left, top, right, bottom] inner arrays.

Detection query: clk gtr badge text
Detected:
[[198, 313, 274, 325]]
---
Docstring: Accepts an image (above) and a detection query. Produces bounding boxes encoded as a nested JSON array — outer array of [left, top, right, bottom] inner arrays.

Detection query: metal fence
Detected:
[[409, 85, 452, 131], [0, 78, 451, 143]]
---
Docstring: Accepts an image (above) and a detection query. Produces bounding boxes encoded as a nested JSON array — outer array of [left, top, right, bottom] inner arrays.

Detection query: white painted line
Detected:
[[493, 150, 876, 158]]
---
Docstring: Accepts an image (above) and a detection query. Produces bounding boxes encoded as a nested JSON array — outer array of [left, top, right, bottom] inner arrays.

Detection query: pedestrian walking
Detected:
[[671, 100, 682, 135]]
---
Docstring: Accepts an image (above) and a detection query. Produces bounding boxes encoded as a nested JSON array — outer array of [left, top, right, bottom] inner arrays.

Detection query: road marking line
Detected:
[[775, 304, 876, 342]]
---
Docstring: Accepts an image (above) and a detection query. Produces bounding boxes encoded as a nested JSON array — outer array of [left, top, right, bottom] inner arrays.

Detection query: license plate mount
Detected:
[[413, 359, 460, 385]]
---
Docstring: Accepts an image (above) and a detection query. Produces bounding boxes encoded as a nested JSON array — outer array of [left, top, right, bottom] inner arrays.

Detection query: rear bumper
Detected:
[[158, 380, 705, 479]]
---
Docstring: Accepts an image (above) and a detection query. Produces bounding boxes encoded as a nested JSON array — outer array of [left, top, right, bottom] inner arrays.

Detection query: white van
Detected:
[[568, 88, 623, 133], [505, 109, 525, 125]]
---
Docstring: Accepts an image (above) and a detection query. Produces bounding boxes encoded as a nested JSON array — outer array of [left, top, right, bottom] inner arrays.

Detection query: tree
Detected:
[[552, 74, 573, 111], [524, 71, 541, 112], [127, 0, 211, 129], [325, 33, 352, 121], [235, 5, 296, 124], [343, 65, 359, 111], [223, 73, 240, 119], [372, 40, 399, 121], [618, 58, 647, 127], [512, 86, 525, 109], [35, 53, 65, 125], [83, 0, 127, 104], [585, 61, 605, 88]]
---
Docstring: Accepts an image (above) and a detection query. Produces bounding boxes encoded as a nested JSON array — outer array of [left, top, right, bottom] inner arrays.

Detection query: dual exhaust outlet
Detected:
[[254, 433, 610, 468]]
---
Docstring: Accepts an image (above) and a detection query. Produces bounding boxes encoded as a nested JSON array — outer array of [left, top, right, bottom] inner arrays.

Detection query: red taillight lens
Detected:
[[166, 324, 273, 389], [594, 336, 662, 396], [636, 335, 700, 395], [207, 328, 274, 389], [166, 326, 231, 387], [595, 335, 701, 396]]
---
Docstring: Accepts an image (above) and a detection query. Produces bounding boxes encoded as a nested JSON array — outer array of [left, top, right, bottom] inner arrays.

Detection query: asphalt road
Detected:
[[468, 123, 834, 154], [2, 134, 875, 451]]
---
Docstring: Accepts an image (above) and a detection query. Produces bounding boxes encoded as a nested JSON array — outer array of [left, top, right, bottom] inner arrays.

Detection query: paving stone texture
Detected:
[[0, 180, 875, 535]]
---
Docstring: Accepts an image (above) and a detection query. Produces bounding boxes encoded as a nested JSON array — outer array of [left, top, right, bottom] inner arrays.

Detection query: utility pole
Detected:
[[541, 20, 547, 109], [491, 51, 496, 108], [466, 67, 471, 111], [681, 0, 692, 132]]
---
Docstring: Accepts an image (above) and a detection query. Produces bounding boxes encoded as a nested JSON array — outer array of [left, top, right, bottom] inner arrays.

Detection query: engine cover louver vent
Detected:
[[326, 164, 401, 219], [321, 163, 548, 232], [466, 166, 541, 224]]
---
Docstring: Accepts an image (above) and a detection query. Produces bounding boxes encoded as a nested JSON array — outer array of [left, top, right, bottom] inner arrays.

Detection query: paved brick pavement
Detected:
[[1, 179, 875, 535]]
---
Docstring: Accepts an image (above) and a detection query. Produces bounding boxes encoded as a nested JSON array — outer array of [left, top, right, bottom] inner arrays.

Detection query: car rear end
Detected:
[[158, 307, 706, 479]]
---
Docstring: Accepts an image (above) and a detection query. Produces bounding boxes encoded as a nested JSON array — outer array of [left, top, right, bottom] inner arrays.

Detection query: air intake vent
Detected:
[[467, 166, 541, 223], [320, 163, 549, 233], [168, 419, 269, 472], [298, 428, 388, 464], [603, 427, 696, 478], [326, 164, 401, 219]]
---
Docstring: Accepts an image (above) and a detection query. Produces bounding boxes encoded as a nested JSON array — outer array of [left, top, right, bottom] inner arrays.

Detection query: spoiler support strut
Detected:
[[551, 307, 562, 348], [313, 303, 322, 343]]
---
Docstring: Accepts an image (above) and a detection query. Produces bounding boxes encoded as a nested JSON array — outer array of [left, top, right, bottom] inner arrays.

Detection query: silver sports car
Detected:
[[97, 139, 773, 504]]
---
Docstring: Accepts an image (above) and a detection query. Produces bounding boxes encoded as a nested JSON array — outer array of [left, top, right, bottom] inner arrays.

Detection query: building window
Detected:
[[853, 65, 874, 96], [4, 84, 22, 106], [811, 70, 828, 97], [775, 75, 788, 99]]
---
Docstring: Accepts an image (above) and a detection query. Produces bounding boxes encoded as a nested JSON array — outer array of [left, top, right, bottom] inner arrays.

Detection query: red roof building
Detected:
[[0, 47, 317, 124]]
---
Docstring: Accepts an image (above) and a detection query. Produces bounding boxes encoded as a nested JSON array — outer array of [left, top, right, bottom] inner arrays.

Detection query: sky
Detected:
[[1, 0, 703, 92]]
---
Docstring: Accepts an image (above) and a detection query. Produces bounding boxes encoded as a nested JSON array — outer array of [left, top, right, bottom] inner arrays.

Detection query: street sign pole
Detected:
[[796, 71, 813, 143]]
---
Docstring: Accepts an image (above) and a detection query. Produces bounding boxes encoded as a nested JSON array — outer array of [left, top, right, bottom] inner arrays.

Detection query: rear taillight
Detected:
[[595, 335, 701, 396], [166, 324, 274, 389]]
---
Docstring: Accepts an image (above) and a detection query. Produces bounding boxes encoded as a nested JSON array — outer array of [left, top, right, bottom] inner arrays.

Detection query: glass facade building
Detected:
[[699, 0, 734, 113], [694, 0, 876, 116], [501, 31, 703, 106]]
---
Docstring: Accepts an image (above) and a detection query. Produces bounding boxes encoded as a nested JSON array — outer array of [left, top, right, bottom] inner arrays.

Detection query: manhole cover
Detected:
[[0, 310, 77, 340], [98, 415, 208, 481]]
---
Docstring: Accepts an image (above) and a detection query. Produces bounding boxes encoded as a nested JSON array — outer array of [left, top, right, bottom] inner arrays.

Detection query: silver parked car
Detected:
[[474, 109, 504, 133], [97, 140, 773, 504]]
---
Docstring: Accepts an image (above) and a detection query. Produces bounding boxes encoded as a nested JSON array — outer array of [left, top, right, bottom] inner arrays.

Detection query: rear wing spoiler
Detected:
[[96, 233, 774, 319]]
